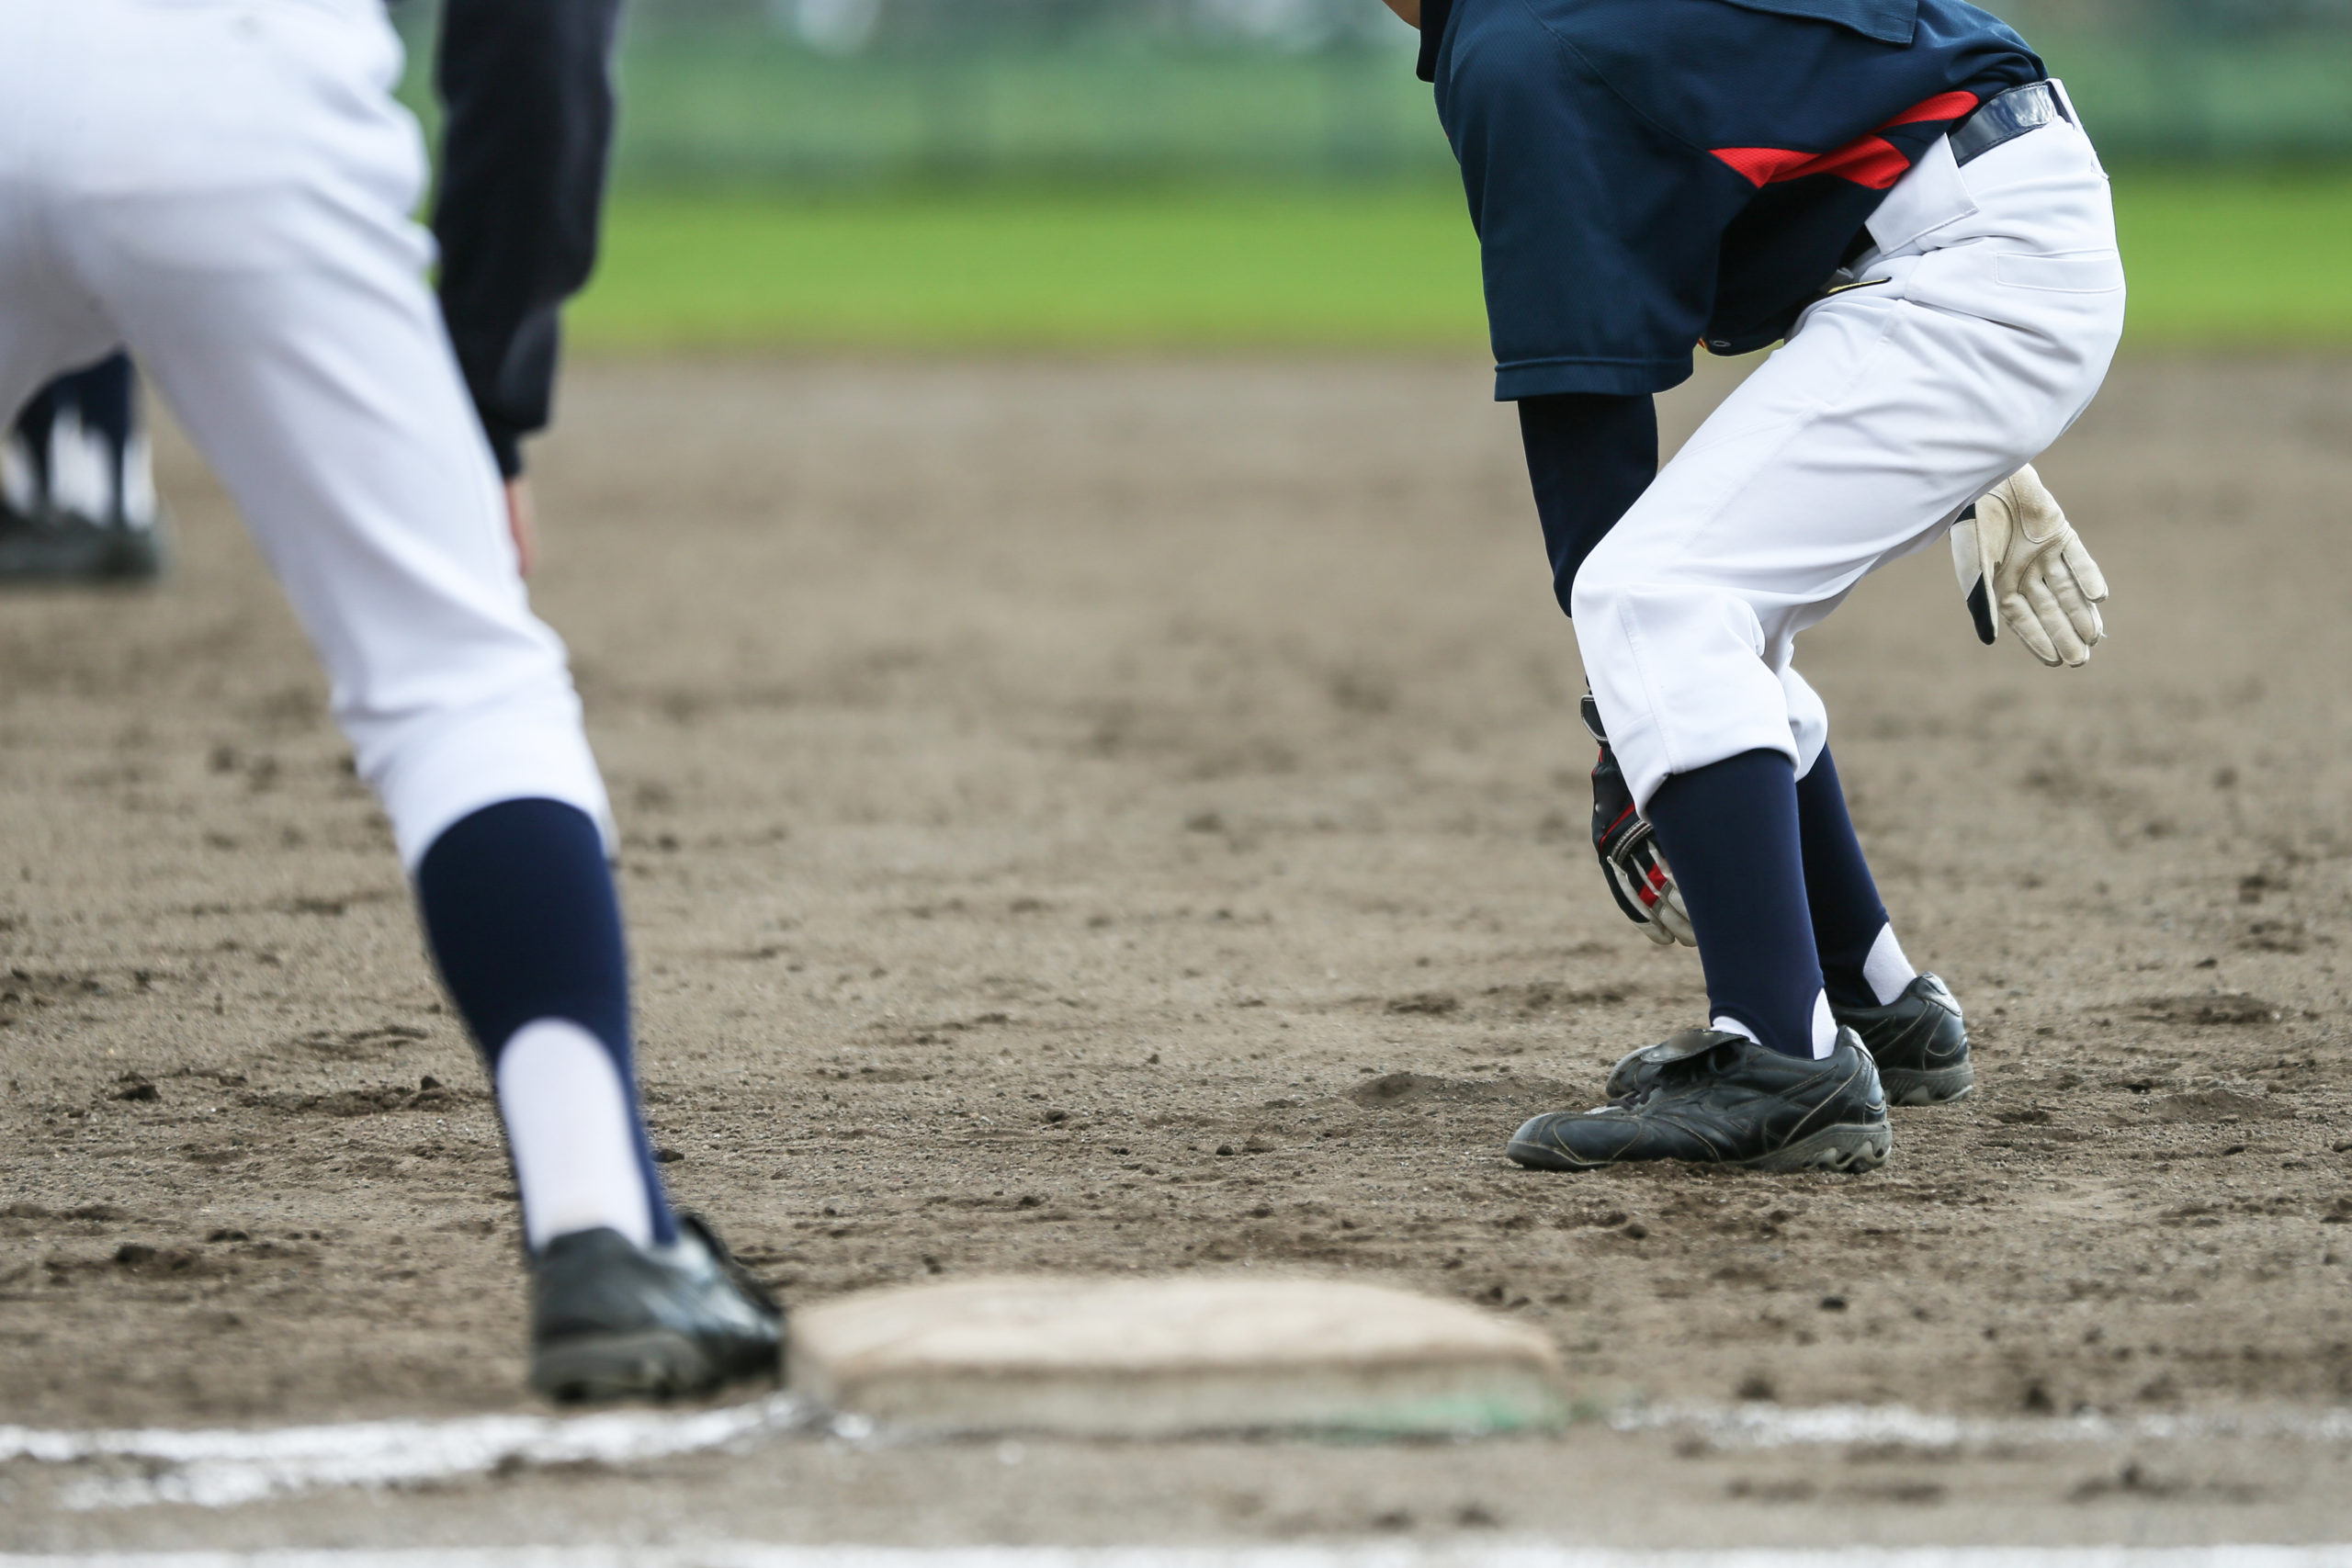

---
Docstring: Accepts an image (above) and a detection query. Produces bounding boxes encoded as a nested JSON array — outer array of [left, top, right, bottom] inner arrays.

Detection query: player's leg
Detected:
[[1514, 390, 1876, 1168], [1770, 672, 1899, 1012], [1512, 117, 2120, 1171], [1523, 393, 1944, 1096], [0, 167, 124, 548], [1521, 392, 1899, 1119], [45, 0, 775, 1398], [1798, 750, 1910, 1009], [1781, 670, 1973, 1104], [94, 192, 778, 1403], [1577, 560, 1973, 1107], [0, 352, 165, 582]]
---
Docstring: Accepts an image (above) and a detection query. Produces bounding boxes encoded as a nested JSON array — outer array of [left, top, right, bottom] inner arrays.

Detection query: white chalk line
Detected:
[[1609, 1403, 2352, 1450], [6, 1400, 2350, 1512], [0, 1395, 816, 1510], [5, 1547, 2352, 1568]]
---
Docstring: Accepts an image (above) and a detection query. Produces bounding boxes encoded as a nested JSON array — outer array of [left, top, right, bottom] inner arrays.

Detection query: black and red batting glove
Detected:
[[1581, 694, 1696, 948]]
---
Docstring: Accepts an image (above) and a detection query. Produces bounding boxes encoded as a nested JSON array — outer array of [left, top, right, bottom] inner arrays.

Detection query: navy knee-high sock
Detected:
[[1518, 392, 1657, 615], [414, 797, 675, 1246], [1795, 749, 1894, 1012], [1643, 750, 1828, 1060]]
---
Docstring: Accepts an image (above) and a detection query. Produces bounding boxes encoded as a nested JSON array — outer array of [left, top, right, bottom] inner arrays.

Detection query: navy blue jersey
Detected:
[[1424, 0, 2042, 399]]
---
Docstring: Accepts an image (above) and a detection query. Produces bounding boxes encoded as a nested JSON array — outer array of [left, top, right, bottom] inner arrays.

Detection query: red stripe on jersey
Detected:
[[1710, 89, 1984, 190], [1881, 89, 1982, 128], [1710, 145, 1819, 186], [1796, 135, 1913, 189]]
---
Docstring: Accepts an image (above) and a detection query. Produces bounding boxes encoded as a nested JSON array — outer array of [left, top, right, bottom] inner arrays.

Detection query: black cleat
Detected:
[[1834, 973, 1973, 1105], [528, 1213, 783, 1404], [0, 357, 169, 586], [1510, 1028, 1890, 1174], [1604, 973, 1973, 1107], [0, 505, 165, 582]]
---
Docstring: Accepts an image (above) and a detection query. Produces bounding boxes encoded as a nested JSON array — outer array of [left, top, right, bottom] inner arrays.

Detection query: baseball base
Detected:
[[788, 1274, 1568, 1438]]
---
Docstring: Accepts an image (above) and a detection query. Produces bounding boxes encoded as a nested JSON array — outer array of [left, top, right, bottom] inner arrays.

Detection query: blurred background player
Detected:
[[0, 0, 614, 584], [0, 353, 164, 581], [1379, 0, 2121, 1172], [0, 0, 777, 1399]]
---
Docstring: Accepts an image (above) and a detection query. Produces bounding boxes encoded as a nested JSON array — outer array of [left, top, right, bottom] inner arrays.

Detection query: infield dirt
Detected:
[[3, 354, 2350, 1550]]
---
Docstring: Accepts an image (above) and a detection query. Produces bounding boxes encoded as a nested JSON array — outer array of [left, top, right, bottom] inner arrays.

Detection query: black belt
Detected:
[[1949, 80, 2067, 165]]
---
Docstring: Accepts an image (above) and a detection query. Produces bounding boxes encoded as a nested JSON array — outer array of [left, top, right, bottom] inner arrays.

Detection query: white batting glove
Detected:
[[1951, 464, 2109, 667]]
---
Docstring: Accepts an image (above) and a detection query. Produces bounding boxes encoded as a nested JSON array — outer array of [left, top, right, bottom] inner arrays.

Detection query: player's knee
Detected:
[[1575, 573, 1779, 694], [1550, 549, 1588, 619], [1780, 669, 1829, 771], [1566, 573, 1610, 630], [1787, 704, 1829, 778], [1566, 537, 1637, 628]]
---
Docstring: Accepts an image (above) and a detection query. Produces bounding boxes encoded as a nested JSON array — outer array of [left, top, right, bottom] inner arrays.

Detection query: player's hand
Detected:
[[1582, 694, 1696, 947], [505, 476, 537, 579], [1950, 464, 2108, 666]]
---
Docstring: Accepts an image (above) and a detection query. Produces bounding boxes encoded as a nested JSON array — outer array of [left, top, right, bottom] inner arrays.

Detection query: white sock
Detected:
[[494, 1018, 656, 1252], [1810, 989, 1838, 1057], [1709, 992, 1838, 1060], [1861, 923, 1918, 1007]]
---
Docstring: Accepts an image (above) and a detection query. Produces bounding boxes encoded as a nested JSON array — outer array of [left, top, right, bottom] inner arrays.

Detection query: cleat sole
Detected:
[[530, 1328, 724, 1404], [1505, 1120, 1892, 1175], [1735, 1121, 1892, 1174], [1883, 1062, 1975, 1106]]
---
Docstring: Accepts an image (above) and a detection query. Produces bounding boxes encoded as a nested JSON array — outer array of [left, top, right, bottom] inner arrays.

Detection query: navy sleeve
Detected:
[[1518, 391, 1657, 615], [1416, 0, 1453, 81], [433, 0, 625, 478]]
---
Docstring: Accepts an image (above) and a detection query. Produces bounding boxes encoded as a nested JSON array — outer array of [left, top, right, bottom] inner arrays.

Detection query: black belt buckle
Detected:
[[1949, 80, 2065, 167]]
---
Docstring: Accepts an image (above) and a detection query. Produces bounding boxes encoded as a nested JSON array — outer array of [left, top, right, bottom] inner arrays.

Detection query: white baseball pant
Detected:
[[1573, 89, 2126, 808], [0, 0, 610, 867]]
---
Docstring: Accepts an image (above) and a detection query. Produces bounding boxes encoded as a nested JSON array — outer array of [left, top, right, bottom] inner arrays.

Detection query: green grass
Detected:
[[569, 172, 2352, 354], [2109, 170, 2352, 345], [571, 186, 1487, 352]]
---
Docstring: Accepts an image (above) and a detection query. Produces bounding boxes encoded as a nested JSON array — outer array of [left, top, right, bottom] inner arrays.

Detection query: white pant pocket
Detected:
[[1995, 249, 2125, 293]]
